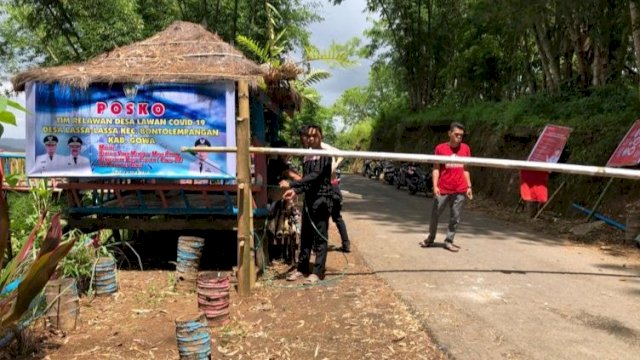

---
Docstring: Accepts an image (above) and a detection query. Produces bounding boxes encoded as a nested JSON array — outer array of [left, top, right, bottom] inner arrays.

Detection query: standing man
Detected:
[[189, 138, 219, 174], [321, 141, 350, 253], [420, 122, 472, 252], [34, 135, 63, 174], [65, 136, 92, 175], [281, 125, 333, 284]]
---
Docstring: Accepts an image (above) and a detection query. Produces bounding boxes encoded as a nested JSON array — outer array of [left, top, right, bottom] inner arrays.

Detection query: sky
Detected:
[[307, 0, 374, 106], [1, 1, 374, 140], [2, 87, 25, 139]]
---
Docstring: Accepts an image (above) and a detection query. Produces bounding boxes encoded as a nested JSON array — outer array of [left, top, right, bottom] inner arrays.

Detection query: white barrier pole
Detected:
[[181, 146, 640, 180]]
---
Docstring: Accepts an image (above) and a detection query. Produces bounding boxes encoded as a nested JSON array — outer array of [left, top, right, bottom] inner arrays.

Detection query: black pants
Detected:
[[331, 194, 350, 249], [298, 197, 331, 276]]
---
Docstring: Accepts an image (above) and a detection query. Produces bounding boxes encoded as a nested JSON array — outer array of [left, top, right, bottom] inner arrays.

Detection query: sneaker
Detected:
[[303, 274, 320, 285], [443, 241, 460, 253], [286, 270, 304, 281]]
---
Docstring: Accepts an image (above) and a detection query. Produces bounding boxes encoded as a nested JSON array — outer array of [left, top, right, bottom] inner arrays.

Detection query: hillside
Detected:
[[364, 84, 640, 226]]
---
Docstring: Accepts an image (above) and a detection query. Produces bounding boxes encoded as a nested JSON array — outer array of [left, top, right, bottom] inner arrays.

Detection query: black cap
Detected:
[[67, 136, 83, 145], [194, 138, 211, 147], [43, 135, 58, 145]]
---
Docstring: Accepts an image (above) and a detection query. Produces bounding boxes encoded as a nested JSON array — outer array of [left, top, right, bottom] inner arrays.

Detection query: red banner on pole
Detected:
[[526, 125, 573, 163], [520, 125, 572, 202], [607, 119, 640, 167]]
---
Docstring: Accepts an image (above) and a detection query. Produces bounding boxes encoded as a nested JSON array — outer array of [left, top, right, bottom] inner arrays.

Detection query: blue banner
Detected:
[[25, 82, 236, 178]]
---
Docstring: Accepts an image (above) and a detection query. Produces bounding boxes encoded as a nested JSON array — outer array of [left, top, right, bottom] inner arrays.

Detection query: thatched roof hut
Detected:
[[12, 21, 265, 91]]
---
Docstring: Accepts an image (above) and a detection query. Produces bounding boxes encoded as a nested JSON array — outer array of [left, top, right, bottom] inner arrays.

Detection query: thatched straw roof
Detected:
[[12, 21, 265, 91]]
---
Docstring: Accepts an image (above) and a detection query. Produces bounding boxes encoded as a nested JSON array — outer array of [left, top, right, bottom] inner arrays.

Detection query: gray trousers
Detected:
[[426, 193, 466, 243]]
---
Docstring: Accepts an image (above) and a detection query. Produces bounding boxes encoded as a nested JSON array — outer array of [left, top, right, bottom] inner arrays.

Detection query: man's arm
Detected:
[[285, 169, 301, 181], [464, 145, 473, 199], [432, 166, 440, 196], [464, 169, 473, 199], [287, 156, 331, 194]]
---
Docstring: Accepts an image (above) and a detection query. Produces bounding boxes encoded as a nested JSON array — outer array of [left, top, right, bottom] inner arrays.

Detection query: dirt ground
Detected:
[[5, 183, 636, 359], [4, 226, 446, 360]]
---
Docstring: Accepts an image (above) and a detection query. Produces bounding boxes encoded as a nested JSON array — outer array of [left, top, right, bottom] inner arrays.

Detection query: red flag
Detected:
[[520, 170, 549, 202]]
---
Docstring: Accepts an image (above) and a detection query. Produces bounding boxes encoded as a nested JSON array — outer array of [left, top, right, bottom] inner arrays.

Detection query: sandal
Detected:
[[419, 239, 434, 248], [443, 242, 460, 252], [286, 270, 304, 281], [303, 274, 320, 285]]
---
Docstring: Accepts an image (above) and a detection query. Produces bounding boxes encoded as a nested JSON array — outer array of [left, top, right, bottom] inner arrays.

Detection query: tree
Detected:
[[283, 88, 337, 146], [328, 0, 639, 110], [0, 0, 321, 76], [235, 0, 356, 122], [0, 0, 144, 73]]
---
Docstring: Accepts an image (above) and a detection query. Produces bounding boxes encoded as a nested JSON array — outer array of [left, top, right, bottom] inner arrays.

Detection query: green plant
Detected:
[[0, 214, 78, 346], [8, 181, 62, 256], [0, 95, 76, 347], [59, 231, 112, 293], [0, 95, 26, 139], [167, 272, 177, 290]]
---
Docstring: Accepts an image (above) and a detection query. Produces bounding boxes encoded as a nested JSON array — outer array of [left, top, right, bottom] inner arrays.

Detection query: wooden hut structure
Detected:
[[11, 21, 271, 294]]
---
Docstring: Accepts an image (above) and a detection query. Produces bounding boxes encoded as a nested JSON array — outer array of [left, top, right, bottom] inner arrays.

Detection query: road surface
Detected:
[[340, 175, 640, 360]]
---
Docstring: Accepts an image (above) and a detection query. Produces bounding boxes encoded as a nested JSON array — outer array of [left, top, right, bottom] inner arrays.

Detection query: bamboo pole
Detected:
[[533, 180, 567, 220], [236, 81, 254, 296], [586, 178, 615, 222], [180, 147, 640, 180]]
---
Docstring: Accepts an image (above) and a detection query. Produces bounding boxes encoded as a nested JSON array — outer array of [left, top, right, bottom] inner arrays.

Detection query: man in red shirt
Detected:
[[419, 122, 472, 252]]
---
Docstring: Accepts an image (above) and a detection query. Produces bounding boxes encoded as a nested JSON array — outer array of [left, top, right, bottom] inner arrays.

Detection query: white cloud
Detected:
[[307, 0, 375, 106]]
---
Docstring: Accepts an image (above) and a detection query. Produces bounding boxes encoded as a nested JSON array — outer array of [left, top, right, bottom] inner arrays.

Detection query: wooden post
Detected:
[[236, 81, 254, 296]]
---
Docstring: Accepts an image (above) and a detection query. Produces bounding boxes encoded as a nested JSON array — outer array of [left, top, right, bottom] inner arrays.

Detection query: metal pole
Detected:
[[533, 180, 566, 220], [180, 147, 640, 180], [586, 178, 615, 222], [236, 81, 254, 296]]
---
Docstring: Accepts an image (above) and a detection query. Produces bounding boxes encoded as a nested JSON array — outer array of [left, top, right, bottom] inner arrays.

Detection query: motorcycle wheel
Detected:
[[408, 185, 417, 195]]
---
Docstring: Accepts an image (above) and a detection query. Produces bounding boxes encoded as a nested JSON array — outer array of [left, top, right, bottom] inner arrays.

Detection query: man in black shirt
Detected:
[[281, 125, 333, 284]]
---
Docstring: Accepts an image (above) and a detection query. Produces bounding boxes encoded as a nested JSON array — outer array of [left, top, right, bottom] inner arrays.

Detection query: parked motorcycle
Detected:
[[382, 161, 397, 185], [362, 160, 383, 179], [406, 166, 433, 196], [394, 162, 410, 189]]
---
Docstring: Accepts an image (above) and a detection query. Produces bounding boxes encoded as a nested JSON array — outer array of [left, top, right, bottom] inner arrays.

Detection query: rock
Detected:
[[570, 221, 606, 236]]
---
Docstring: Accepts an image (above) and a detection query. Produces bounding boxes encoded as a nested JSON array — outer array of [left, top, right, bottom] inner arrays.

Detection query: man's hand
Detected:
[[279, 180, 290, 189], [283, 189, 296, 200], [466, 187, 473, 200], [434, 186, 441, 197]]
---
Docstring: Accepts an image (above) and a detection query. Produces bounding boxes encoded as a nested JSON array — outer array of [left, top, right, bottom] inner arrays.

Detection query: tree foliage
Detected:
[[0, 0, 321, 76], [331, 0, 640, 112]]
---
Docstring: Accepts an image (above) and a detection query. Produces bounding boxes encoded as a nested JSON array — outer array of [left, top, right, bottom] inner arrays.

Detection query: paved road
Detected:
[[339, 175, 640, 360]]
